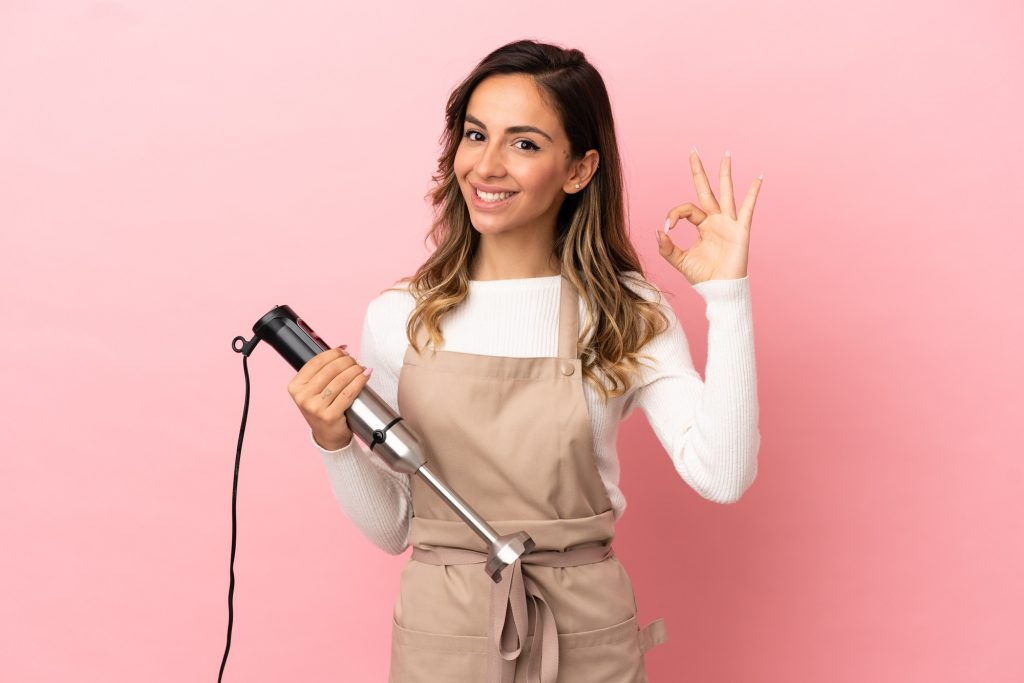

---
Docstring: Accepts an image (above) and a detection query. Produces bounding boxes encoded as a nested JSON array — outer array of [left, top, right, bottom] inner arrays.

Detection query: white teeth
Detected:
[[476, 188, 515, 202]]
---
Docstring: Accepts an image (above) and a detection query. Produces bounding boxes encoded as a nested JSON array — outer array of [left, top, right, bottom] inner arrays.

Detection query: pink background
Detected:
[[2, 1, 1021, 681]]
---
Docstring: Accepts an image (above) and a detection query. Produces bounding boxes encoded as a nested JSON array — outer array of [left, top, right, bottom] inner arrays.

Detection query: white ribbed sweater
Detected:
[[311, 271, 760, 555]]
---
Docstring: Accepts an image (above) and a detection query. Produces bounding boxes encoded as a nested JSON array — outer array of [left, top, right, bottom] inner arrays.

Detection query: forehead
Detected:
[[466, 74, 562, 138]]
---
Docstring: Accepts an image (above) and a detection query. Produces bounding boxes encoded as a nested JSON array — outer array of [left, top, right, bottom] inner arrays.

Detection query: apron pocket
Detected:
[[390, 609, 666, 683], [538, 613, 650, 683], [389, 615, 487, 683]]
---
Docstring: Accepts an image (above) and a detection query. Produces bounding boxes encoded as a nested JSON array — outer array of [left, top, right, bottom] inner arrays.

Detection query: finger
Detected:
[[689, 147, 721, 215], [296, 353, 358, 403], [665, 202, 707, 232], [656, 226, 689, 272], [322, 366, 373, 421], [738, 174, 764, 228], [720, 150, 736, 220], [305, 360, 364, 410], [289, 345, 349, 393]]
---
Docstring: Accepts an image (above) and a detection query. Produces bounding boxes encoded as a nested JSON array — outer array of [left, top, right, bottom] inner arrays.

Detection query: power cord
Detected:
[[218, 335, 261, 682]]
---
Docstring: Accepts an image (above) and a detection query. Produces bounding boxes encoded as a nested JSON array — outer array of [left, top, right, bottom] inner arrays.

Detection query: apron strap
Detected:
[[412, 542, 614, 683], [637, 617, 668, 653], [557, 273, 580, 361]]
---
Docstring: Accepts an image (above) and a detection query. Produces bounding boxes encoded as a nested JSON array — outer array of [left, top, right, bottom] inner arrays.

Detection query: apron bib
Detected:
[[389, 273, 667, 682]]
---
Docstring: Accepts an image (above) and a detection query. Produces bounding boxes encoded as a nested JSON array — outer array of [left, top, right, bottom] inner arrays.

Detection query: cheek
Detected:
[[518, 166, 563, 197], [453, 144, 471, 176]]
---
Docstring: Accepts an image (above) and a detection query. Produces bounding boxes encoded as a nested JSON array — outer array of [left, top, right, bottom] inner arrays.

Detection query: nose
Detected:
[[473, 137, 507, 180]]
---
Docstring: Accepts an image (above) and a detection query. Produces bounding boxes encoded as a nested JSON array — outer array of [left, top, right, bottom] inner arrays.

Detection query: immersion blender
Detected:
[[235, 304, 536, 581]]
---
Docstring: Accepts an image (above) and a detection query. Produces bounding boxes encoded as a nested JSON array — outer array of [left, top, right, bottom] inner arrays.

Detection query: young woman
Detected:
[[290, 39, 762, 682]]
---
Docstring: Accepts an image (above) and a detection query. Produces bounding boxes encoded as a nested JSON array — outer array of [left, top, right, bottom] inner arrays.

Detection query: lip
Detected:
[[469, 183, 519, 209], [471, 181, 518, 193]]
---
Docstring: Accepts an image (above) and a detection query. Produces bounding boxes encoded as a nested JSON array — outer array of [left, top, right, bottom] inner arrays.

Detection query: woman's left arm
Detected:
[[630, 275, 760, 504], [641, 147, 764, 503]]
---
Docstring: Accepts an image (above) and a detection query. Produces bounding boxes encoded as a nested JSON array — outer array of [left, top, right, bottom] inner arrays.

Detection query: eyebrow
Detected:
[[464, 113, 553, 143]]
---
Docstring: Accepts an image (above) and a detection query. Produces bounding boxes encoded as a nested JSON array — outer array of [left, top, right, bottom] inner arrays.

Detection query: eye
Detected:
[[462, 130, 541, 152]]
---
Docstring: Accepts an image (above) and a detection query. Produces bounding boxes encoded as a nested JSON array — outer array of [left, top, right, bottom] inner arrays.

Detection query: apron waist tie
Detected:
[[411, 541, 615, 683]]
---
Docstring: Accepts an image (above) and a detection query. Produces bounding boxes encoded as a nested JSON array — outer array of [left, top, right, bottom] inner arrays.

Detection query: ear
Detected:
[[563, 150, 601, 194]]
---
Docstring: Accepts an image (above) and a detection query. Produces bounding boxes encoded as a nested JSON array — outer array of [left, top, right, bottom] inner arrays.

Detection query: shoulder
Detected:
[[615, 270, 683, 341], [360, 279, 416, 355], [617, 270, 673, 308], [366, 278, 415, 317]]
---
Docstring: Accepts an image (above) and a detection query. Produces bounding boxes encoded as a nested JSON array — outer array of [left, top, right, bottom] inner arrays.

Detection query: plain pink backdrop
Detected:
[[2, 1, 1021, 681]]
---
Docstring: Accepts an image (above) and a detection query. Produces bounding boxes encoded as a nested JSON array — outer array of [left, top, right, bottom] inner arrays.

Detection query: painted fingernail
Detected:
[[691, 145, 698, 155], [664, 217, 671, 232], [655, 229, 662, 246], [362, 367, 373, 377], [725, 149, 731, 157], [758, 173, 764, 180]]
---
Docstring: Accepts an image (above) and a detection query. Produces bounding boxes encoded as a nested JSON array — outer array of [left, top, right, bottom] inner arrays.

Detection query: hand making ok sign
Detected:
[[656, 147, 762, 284]]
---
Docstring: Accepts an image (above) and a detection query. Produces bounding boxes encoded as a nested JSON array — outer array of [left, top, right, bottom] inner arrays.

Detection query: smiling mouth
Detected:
[[474, 187, 518, 201], [471, 186, 519, 207]]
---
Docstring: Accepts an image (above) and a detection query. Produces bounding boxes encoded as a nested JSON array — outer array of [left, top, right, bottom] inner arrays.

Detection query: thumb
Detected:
[[656, 228, 668, 254], [656, 228, 686, 265]]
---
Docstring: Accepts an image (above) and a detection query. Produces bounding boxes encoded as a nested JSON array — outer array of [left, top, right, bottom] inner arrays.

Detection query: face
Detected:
[[454, 73, 594, 238]]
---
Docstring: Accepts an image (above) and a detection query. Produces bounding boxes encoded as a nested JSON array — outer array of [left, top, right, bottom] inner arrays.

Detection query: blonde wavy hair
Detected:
[[385, 39, 671, 404]]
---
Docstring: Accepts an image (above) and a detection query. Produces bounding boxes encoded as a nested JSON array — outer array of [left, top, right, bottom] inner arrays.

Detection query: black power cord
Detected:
[[219, 335, 261, 682]]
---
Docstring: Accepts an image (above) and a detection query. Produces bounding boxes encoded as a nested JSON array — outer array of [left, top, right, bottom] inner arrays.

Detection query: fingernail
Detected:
[[691, 145, 698, 155], [362, 367, 373, 377], [725, 149, 731, 157], [655, 229, 662, 247], [663, 217, 671, 232]]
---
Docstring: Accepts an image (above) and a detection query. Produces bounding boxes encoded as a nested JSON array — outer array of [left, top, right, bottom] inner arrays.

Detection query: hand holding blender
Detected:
[[290, 344, 373, 452], [252, 305, 535, 581]]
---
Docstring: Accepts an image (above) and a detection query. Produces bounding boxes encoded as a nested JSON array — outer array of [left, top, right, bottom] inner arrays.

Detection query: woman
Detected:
[[290, 39, 762, 682]]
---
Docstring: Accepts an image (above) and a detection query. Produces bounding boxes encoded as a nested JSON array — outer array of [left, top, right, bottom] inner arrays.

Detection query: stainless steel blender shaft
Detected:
[[345, 386, 535, 582]]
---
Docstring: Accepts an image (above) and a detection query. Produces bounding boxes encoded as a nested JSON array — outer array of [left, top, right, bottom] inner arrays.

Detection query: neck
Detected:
[[470, 228, 560, 281]]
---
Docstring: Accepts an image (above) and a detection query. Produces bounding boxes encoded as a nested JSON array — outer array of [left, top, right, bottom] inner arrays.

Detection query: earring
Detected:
[[575, 183, 580, 189]]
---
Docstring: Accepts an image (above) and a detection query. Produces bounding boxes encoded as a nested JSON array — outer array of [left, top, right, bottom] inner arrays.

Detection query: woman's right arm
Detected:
[[308, 302, 412, 555]]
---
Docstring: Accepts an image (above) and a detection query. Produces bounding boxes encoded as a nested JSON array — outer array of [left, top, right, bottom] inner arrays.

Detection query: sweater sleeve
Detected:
[[311, 300, 412, 555], [626, 274, 760, 504]]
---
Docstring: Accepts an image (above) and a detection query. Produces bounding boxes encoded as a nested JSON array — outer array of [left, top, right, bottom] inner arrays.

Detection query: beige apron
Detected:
[[389, 273, 667, 682]]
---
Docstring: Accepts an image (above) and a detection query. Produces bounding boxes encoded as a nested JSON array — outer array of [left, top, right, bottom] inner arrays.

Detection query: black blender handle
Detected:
[[251, 305, 331, 371]]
